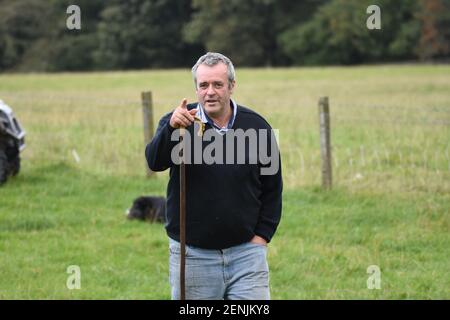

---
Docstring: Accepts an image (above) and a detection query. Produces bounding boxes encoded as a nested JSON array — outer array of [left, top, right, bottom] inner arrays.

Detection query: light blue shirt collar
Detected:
[[196, 99, 237, 135]]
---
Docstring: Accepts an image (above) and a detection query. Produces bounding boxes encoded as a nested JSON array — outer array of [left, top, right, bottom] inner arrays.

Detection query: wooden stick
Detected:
[[179, 127, 186, 300], [179, 119, 203, 300]]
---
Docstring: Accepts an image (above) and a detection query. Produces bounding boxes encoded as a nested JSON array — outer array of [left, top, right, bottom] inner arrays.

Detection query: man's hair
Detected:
[[192, 52, 236, 89]]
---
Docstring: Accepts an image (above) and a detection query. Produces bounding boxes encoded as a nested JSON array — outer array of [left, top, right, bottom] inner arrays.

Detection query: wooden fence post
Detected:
[[142, 91, 154, 177], [319, 96, 332, 189]]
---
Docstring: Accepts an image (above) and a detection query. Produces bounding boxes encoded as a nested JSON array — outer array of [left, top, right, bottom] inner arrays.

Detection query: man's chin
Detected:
[[205, 101, 218, 107], [204, 103, 219, 113]]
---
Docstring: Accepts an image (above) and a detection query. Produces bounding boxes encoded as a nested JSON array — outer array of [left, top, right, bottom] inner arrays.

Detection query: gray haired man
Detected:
[[146, 52, 282, 299]]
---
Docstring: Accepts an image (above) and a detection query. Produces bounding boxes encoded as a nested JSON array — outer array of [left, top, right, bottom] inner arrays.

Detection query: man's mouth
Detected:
[[205, 99, 218, 104]]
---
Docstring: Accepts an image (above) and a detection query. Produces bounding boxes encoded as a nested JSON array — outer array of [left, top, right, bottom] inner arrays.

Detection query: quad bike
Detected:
[[0, 99, 26, 185]]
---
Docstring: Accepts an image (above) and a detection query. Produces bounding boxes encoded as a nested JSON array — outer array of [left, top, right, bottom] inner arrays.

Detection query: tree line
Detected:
[[0, 0, 449, 72]]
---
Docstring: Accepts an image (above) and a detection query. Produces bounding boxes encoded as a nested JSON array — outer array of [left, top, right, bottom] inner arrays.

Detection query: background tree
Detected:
[[184, 0, 326, 66], [94, 0, 201, 70], [45, 0, 105, 71], [0, 0, 448, 71], [279, 0, 423, 65], [183, 0, 273, 66], [0, 0, 53, 71], [417, 0, 450, 60]]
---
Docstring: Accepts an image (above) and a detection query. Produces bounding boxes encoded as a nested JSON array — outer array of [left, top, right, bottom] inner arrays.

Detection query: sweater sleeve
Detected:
[[254, 129, 283, 243], [145, 112, 176, 172]]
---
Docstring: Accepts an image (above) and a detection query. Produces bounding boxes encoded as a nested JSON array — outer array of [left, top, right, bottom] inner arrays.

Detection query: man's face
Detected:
[[195, 62, 235, 118]]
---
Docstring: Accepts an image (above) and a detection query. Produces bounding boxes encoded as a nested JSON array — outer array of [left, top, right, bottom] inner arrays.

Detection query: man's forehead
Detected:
[[197, 63, 228, 81]]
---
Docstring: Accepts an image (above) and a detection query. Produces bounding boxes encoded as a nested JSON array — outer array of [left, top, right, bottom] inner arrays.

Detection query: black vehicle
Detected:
[[0, 99, 26, 185]]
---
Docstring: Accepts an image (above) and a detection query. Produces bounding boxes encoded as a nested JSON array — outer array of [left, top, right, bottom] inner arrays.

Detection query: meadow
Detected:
[[0, 65, 449, 299]]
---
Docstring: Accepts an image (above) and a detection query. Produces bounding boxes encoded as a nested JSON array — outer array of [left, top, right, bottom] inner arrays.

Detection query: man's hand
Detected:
[[169, 98, 198, 129], [250, 235, 267, 246]]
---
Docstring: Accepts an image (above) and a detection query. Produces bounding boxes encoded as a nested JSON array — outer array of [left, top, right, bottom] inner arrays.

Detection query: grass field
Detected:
[[0, 65, 449, 299]]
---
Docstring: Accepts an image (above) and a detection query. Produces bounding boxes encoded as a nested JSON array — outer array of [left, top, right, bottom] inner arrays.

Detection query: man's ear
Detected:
[[229, 80, 236, 93]]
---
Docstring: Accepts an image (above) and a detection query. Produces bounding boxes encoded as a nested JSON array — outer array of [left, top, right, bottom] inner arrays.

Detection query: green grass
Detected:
[[0, 65, 449, 299]]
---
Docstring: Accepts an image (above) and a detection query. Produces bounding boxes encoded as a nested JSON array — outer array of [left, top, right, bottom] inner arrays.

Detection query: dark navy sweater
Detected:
[[145, 103, 282, 249]]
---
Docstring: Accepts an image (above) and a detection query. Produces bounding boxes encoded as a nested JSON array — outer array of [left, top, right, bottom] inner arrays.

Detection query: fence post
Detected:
[[142, 91, 154, 177], [319, 96, 332, 189]]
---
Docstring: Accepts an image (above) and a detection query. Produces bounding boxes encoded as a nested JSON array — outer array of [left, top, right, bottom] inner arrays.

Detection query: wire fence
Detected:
[[290, 99, 450, 191], [6, 92, 449, 192]]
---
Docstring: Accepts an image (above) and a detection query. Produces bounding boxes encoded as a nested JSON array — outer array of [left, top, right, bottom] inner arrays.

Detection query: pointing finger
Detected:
[[180, 98, 187, 109]]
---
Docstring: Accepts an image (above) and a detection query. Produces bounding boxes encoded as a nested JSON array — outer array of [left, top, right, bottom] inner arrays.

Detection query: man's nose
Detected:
[[206, 84, 215, 95]]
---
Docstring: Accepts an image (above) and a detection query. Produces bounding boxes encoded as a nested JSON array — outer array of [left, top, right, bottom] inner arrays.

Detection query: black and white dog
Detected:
[[126, 196, 166, 223]]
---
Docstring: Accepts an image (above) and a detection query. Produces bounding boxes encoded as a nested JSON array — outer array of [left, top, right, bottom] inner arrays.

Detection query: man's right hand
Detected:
[[169, 98, 198, 129]]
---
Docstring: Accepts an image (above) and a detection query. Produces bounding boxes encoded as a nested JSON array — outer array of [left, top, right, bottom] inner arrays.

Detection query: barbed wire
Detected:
[[334, 104, 450, 114], [5, 93, 450, 125], [2, 94, 142, 108], [332, 116, 450, 126]]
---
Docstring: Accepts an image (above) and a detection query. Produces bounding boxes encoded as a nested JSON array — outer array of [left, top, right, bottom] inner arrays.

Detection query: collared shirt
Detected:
[[195, 99, 238, 135]]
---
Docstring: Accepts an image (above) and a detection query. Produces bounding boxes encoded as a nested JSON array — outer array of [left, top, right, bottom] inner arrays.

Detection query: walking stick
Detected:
[[179, 126, 186, 300], [179, 117, 204, 300]]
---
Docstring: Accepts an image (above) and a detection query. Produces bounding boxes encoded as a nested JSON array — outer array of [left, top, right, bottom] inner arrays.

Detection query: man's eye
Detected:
[[214, 83, 223, 88]]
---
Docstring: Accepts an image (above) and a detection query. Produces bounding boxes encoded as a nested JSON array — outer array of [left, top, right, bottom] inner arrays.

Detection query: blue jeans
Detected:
[[169, 238, 270, 300]]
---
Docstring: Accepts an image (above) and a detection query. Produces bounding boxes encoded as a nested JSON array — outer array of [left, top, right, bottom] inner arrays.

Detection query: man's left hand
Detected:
[[250, 235, 267, 246]]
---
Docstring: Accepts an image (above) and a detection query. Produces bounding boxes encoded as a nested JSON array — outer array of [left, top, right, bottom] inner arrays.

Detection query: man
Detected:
[[146, 52, 282, 300]]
